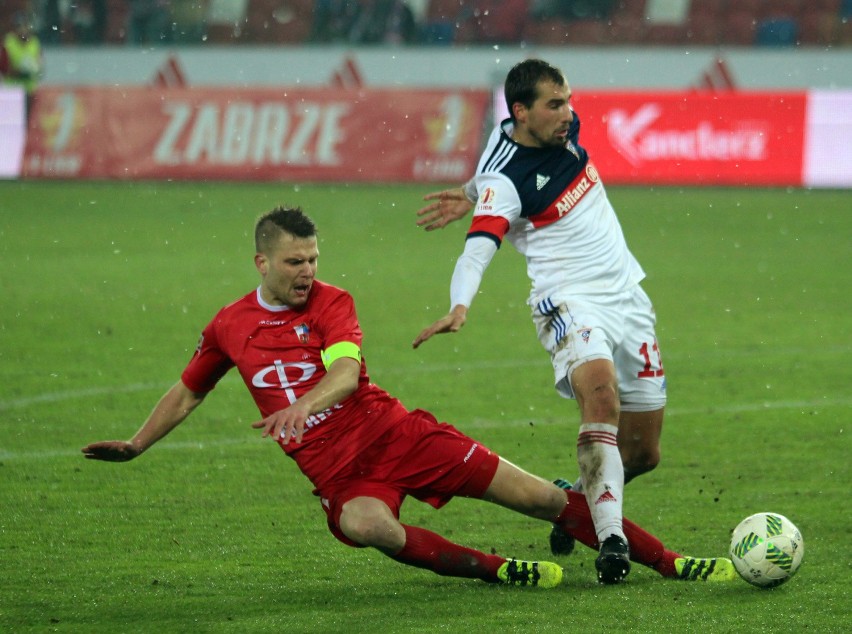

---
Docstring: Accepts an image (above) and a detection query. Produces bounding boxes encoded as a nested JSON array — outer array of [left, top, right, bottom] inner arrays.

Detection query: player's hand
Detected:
[[252, 403, 309, 445], [412, 305, 467, 349], [416, 188, 474, 231], [81, 441, 142, 462]]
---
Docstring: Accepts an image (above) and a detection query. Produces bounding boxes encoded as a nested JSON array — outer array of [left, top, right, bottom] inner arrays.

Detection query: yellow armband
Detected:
[[321, 341, 362, 370]]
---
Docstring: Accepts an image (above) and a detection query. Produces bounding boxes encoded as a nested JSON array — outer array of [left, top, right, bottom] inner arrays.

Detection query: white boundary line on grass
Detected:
[[0, 381, 172, 412], [0, 389, 847, 462], [4, 341, 849, 413]]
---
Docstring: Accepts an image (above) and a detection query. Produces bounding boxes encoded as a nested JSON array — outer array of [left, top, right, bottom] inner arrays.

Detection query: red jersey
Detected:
[[181, 280, 409, 488]]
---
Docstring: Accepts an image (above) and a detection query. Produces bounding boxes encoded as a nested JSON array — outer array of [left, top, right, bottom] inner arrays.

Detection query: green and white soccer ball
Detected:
[[730, 512, 804, 588]]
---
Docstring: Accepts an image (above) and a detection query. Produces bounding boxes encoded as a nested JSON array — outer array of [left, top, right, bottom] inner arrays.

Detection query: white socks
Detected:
[[577, 422, 626, 543]]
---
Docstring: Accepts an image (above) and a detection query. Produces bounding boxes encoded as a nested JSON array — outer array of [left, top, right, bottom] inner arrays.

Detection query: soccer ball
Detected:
[[729, 512, 804, 588]]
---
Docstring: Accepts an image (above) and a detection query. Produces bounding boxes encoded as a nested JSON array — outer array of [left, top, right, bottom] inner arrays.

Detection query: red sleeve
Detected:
[[467, 214, 511, 246], [317, 288, 363, 349], [181, 315, 234, 393]]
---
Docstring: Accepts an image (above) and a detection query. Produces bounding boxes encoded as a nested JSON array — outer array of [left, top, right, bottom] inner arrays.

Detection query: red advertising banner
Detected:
[[570, 91, 808, 186], [23, 87, 815, 186], [22, 87, 491, 182]]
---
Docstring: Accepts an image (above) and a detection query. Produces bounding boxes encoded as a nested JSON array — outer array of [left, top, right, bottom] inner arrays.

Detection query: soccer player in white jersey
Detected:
[[414, 59, 667, 584]]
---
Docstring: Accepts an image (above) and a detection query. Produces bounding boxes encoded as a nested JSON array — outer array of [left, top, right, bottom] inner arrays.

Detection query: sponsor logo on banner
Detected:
[[572, 91, 807, 185], [154, 100, 350, 166], [26, 91, 86, 176], [23, 88, 819, 186], [23, 86, 490, 181], [413, 94, 477, 181], [607, 103, 768, 167]]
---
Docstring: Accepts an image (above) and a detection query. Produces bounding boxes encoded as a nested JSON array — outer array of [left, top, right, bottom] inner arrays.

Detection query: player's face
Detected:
[[255, 233, 318, 308], [513, 80, 573, 148]]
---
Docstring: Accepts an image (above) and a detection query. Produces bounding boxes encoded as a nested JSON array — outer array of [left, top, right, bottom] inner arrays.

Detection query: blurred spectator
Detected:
[[385, 0, 418, 43], [349, 0, 417, 44], [0, 11, 44, 121], [171, 0, 208, 43], [405, 0, 429, 25], [309, 0, 361, 42], [644, 0, 690, 25], [310, 0, 417, 44], [755, 17, 799, 47], [530, 0, 615, 21], [36, 0, 108, 45], [457, 0, 530, 44], [72, 0, 109, 44], [127, 0, 173, 45], [39, 0, 65, 44]]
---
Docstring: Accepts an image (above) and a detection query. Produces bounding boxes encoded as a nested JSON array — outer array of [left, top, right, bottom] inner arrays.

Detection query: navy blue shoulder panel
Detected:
[[501, 144, 589, 219], [488, 117, 590, 219]]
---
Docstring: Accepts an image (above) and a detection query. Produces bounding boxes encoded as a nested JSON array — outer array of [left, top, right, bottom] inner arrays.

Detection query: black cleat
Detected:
[[595, 535, 631, 584], [549, 524, 576, 556], [549, 478, 576, 556]]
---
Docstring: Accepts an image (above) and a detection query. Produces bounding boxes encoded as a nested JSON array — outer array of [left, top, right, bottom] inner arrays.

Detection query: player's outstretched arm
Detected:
[[412, 305, 468, 349], [82, 381, 206, 462], [416, 188, 474, 231], [81, 440, 142, 462]]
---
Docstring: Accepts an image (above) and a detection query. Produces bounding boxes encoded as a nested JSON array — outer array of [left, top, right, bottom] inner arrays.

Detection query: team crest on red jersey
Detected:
[[293, 323, 310, 343]]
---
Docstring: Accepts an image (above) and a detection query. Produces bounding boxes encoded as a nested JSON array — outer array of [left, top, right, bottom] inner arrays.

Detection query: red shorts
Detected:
[[314, 409, 499, 547]]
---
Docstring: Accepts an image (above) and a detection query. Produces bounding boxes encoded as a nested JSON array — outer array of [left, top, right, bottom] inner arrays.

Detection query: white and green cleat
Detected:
[[497, 559, 564, 588]]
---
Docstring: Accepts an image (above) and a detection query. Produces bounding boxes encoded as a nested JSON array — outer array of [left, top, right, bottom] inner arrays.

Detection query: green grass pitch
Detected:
[[0, 180, 849, 632]]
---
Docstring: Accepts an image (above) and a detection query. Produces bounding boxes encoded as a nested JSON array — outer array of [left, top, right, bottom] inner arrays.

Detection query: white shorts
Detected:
[[531, 285, 667, 411]]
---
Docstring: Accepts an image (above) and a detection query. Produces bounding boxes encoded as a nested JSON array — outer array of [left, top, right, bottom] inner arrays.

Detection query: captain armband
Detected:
[[321, 341, 362, 371]]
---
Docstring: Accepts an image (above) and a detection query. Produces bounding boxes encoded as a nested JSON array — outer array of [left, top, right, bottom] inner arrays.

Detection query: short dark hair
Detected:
[[504, 59, 566, 121], [255, 206, 317, 253]]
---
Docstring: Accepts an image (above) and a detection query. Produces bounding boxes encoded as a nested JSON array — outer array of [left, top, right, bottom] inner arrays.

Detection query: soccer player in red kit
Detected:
[[82, 206, 736, 587]]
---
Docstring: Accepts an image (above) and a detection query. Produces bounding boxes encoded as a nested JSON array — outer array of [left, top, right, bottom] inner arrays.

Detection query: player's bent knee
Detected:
[[579, 385, 620, 421], [518, 482, 568, 519], [485, 472, 565, 519], [339, 510, 404, 551], [623, 449, 660, 482]]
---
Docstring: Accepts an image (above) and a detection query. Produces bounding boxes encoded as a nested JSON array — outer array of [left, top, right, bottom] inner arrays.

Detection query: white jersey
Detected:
[[450, 118, 645, 309]]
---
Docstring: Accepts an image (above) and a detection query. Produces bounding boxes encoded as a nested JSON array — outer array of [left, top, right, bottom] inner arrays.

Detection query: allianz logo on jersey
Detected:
[[555, 164, 599, 217], [607, 103, 768, 167], [531, 163, 600, 229]]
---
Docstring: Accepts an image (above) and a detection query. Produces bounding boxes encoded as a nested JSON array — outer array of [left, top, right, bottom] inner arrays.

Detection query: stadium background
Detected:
[[3, 0, 852, 186]]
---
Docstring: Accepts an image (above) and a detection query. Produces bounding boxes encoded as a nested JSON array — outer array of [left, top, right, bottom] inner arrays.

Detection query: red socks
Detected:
[[555, 490, 680, 577], [386, 494, 682, 581], [390, 524, 505, 581]]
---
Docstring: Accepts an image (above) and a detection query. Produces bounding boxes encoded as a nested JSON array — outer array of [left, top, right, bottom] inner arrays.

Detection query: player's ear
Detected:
[[255, 253, 268, 275], [511, 101, 527, 123]]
